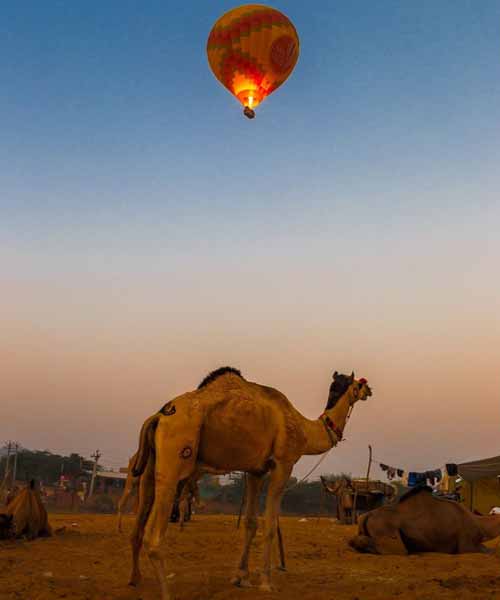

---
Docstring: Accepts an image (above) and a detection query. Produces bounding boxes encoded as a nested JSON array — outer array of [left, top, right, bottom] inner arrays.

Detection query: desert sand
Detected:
[[1, 513, 500, 599]]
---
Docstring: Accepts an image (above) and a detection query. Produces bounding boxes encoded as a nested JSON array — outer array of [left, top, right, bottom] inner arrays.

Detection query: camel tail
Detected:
[[131, 414, 160, 477]]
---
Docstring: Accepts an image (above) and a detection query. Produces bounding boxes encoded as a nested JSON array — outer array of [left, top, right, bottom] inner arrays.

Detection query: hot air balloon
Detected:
[[207, 4, 300, 119]]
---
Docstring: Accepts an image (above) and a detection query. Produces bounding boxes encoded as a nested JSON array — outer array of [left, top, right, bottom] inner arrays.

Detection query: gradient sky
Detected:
[[1, 1, 499, 479]]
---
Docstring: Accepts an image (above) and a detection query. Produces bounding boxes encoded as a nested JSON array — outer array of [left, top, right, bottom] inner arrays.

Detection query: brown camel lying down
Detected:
[[350, 486, 500, 555], [1, 481, 52, 540]]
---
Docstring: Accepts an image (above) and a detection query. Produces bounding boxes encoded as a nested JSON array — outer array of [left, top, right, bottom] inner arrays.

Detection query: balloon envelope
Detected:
[[207, 4, 300, 117]]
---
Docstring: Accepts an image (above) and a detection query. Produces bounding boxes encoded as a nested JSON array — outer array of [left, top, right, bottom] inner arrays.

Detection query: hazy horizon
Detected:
[[1, 1, 499, 481]]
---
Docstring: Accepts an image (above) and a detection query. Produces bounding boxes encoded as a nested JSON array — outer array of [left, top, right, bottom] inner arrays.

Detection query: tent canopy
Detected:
[[458, 455, 500, 482]]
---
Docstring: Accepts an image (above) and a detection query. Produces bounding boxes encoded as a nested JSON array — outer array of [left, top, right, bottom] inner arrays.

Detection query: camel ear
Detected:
[[350, 371, 355, 382], [333, 371, 338, 379]]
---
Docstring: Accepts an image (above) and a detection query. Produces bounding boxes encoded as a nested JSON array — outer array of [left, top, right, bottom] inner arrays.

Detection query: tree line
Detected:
[[1, 449, 349, 516], [0, 449, 95, 485], [199, 472, 351, 515]]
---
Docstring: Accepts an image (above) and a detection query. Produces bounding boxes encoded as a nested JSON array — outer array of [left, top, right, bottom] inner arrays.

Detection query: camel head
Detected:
[[335, 477, 352, 494], [321, 476, 344, 495], [0, 514, 14, 540], [327, 371, 372, 410], [358, 377, 372, 402]]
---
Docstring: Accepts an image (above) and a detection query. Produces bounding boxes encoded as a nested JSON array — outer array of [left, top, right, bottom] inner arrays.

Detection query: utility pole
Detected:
[[12, 442, 20, 484], [89, 450, 101, 498], [366, 445, 373, 482], [1, 442, 13, 488]]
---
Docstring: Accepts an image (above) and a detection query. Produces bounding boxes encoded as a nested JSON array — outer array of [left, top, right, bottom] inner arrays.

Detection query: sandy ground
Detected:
[[1, 513, 500, 600]]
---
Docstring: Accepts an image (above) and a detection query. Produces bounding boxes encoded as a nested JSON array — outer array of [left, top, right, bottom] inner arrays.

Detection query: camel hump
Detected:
[[131, 414, 160, 477], [197, 366, 243, 389], [398, 484, 433, 504]]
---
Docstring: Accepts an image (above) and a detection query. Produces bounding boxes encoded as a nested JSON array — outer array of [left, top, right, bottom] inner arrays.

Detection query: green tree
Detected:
[[0, 449, 91, 485]]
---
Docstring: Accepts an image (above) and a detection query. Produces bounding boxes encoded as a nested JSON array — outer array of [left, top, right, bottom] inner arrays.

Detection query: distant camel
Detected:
[[128, 367, 372, 599], [350, 485, 500, 555], [1, 480, 51, 540], [321, 476, 354, 523], [176, 477, 202, 529], [321, 476, 395, 524]]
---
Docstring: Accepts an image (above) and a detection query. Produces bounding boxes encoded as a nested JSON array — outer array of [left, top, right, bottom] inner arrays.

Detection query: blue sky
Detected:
[[3, 1, 499, 217], [1, 2, 499, 475]]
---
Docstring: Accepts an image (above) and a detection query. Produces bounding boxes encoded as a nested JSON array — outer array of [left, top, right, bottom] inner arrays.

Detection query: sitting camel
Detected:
[[349, 485, 500, 555], [6, 486, 20, 506], [1, 480, 51, 540], [128, 367, 372, 599]]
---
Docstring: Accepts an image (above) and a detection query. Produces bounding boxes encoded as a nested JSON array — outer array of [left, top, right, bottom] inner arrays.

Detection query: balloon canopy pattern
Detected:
[[207, 4, 300, 118]]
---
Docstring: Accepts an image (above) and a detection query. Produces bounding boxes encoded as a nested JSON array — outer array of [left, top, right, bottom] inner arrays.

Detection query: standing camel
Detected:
[[129, 367, 372, 599], [320, 476, 353, 523]]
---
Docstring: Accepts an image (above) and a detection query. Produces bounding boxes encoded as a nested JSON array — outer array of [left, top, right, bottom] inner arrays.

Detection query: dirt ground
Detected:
[[1, 513, 500, 600]]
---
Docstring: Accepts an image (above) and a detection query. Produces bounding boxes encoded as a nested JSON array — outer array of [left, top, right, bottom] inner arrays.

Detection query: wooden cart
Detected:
[[321, 477, 396, 524]]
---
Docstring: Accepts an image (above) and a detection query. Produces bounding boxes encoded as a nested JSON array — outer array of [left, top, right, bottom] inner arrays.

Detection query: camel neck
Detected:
[[474, 514, 500, 541], [299, 392, 353, 456]]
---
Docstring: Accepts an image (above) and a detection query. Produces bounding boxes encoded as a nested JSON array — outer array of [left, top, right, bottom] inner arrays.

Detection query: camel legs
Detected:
[[276, 520, 286, 570], [260, 463, 293, 592], [457, 538, 486, 553], [371, 533, 408, 555], [144, 470, 194, 600], [232, 473, 265, 587], [143, 425, 198, 600], [179, 498, 188, 529], [117, 476, 136, 533], [129, 457, 155, 586]]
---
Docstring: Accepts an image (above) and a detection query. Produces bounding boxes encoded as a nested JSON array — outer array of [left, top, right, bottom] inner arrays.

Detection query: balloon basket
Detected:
[[243, 107, 256, 119]]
